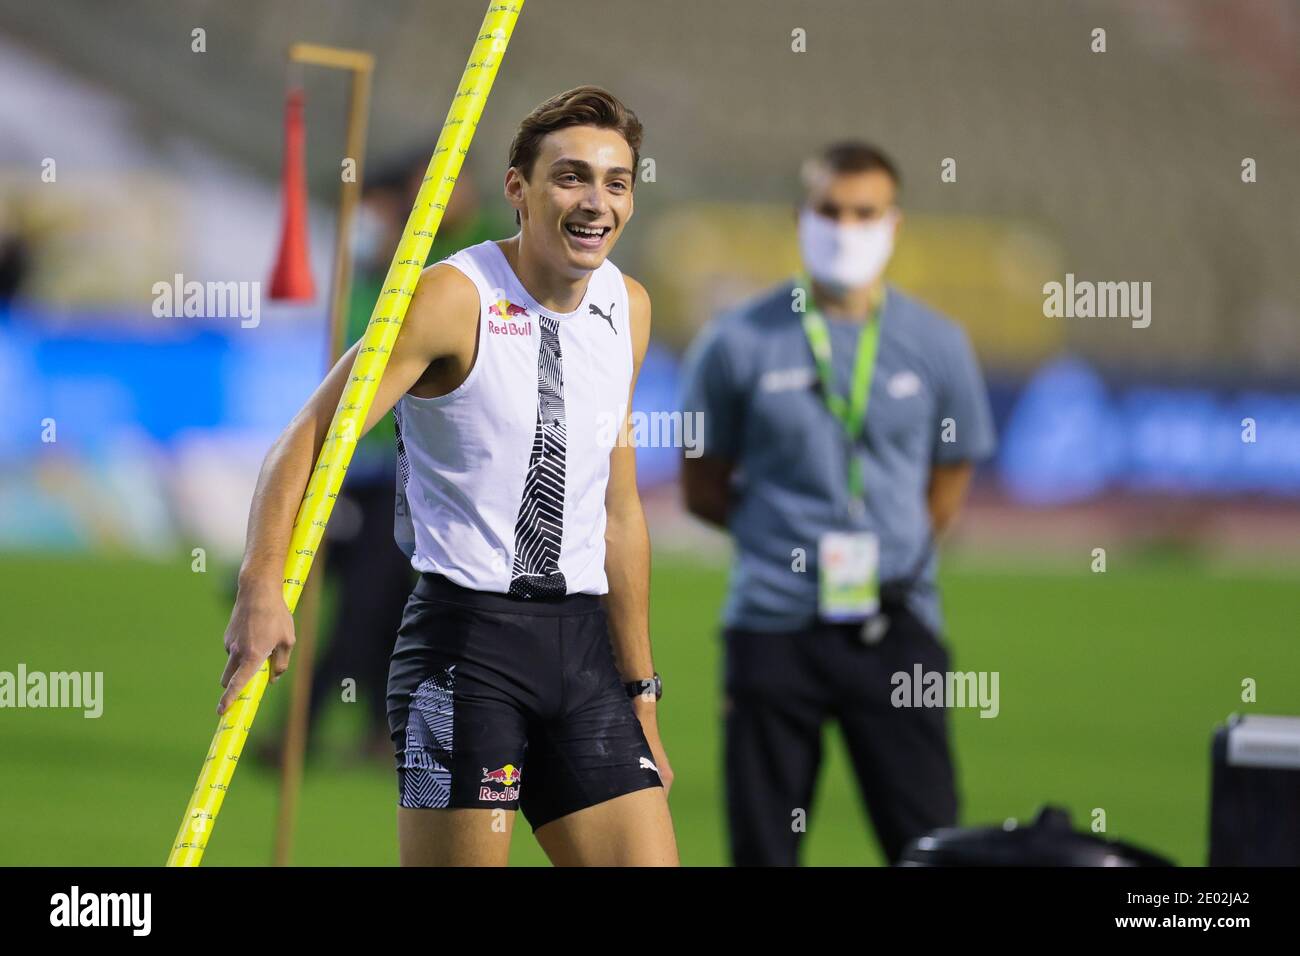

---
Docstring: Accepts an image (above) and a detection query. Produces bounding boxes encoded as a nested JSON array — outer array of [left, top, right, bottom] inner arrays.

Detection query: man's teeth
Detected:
[[567, 224, 607, 237]]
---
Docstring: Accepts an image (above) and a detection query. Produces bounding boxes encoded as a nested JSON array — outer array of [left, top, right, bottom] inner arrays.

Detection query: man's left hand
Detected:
[[633, 697, 674, 795]]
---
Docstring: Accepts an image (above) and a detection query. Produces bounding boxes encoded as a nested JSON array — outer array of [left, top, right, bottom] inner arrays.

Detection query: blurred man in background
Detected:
[[679, 141, 996, 866], [0, 202, 31, 312]]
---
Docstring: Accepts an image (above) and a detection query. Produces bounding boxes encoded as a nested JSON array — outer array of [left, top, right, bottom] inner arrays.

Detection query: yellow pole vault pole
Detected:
[[167, 0, 525, 867]]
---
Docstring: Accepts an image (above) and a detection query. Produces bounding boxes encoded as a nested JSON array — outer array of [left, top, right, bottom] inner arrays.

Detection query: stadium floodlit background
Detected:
[[1, 0, 1297, 866]]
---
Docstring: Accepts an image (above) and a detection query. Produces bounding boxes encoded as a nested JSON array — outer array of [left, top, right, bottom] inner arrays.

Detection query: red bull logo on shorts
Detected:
[[479, 763, 522, 802]]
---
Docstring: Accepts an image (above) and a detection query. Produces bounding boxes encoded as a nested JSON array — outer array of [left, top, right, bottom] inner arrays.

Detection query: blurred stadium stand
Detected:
[[1, 0, 1298, 559]]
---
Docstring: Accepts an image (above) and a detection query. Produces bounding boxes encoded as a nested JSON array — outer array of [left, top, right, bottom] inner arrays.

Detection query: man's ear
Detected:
[[504, 167, 525, 224]]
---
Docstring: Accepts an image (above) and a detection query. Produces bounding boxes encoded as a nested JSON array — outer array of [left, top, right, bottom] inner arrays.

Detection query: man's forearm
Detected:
[[926, 498, 952, 537], [926, 462, 975, 537], [236, 422, 320, 601], [680, 456, 734, 531], [602, 504, 655, 682]]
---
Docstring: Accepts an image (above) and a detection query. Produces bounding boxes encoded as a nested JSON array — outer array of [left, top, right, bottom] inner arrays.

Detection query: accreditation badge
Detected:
[[817, 531, 880, 622]]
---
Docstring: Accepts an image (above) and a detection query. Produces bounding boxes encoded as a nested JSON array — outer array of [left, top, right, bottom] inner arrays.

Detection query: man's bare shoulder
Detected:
[[413, 261, 479, 318], [623, 273, 650, 312], [403, 261, 480, 356], [622, 273, 652, 346]]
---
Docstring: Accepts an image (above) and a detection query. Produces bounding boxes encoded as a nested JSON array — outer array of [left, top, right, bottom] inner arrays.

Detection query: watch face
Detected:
[[627, 675, 662, 701]]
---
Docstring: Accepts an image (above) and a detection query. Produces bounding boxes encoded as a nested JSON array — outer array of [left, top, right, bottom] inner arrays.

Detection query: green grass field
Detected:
[[1, 550, 1295, 866]]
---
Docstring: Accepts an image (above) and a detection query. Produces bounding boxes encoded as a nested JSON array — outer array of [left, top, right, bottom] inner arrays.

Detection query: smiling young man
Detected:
[[218, 86, 678, 866]]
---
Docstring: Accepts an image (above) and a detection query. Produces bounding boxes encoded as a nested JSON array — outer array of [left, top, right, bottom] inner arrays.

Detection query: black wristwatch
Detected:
[[624, 673, 662, 702]]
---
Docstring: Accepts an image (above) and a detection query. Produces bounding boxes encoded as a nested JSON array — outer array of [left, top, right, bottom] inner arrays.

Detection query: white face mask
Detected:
[[797, 206, 896, 293]]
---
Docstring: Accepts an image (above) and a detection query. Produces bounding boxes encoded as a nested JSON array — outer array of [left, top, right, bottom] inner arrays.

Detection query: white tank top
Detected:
[[392, 239, 633, 597]]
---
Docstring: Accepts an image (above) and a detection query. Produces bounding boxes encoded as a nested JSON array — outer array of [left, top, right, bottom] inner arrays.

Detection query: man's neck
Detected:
[[809, 276, 885, 323], [499, 234, 591, 314]]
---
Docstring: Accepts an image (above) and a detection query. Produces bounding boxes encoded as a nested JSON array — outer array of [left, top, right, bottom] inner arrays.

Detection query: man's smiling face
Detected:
[[506, 125, 635, 277]]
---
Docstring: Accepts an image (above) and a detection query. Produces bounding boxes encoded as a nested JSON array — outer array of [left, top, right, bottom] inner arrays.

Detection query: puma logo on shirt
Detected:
[[590, 301, 617, 333]]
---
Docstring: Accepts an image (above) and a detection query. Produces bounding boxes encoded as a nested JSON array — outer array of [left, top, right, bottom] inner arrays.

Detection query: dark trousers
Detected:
[[724, 603, 959, 866]]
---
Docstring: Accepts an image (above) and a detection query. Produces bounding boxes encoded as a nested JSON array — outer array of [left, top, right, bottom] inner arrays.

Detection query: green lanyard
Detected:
[[798, 278, 886, 507]]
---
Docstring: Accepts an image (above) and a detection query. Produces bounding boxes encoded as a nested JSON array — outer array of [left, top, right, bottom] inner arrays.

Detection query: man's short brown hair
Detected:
[[801, 140, 901, 194], [508, 85, 643, 197]]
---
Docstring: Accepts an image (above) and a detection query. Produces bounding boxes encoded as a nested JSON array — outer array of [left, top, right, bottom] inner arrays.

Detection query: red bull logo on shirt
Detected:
[[488, 299, 532, 337], [480, 763, 522, 801], [488, 299, 529, 318]]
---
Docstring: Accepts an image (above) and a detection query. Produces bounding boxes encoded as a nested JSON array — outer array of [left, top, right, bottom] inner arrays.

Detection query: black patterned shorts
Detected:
[[386, 573, 662, 831]]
